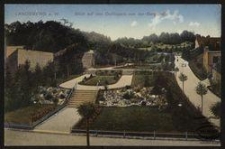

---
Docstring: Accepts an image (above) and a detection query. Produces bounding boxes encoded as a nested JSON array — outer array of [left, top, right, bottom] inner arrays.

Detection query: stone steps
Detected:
[[67, 90, 98, 108]]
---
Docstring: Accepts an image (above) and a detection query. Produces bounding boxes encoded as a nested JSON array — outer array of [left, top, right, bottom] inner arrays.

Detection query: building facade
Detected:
[[195, 36, 221, 82], [82, 50, 95, 69], [6, 46, 54, 73]]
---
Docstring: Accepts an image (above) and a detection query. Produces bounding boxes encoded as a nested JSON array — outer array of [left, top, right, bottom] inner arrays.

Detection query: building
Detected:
[[202, 46, 221, 73], [195, 36, 221, 82], [82, 50, 95, 69], [6, 46, 54, 73]]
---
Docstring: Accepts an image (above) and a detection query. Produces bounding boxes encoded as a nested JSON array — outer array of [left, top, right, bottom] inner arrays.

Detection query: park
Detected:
[[4, 5, 221, 146]]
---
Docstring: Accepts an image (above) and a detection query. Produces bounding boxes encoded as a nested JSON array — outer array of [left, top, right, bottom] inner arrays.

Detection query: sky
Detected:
[[5, 4, 221, 41]]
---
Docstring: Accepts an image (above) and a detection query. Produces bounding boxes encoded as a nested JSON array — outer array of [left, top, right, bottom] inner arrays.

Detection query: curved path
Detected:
[[175, 56, 220, 128], [59, 74, 133, 90]]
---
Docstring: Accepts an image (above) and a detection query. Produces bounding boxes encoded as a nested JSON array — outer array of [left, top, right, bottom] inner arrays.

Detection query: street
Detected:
[[4, 129, 220, 146], [174, 56, 220, 128]]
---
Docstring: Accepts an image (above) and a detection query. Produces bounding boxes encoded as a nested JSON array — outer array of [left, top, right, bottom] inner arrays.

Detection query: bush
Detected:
[[45, 93, 53, 101], [59, 94, 65, 99], [123, 92, 134, 100], [210, 102, 220, 118], [141, 101, 146, 106]]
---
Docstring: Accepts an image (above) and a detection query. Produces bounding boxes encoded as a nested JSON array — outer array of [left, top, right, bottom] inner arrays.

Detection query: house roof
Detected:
[[6, 46, 24, 57]]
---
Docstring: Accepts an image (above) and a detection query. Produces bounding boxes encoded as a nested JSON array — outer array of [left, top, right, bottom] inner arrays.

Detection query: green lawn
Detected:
[[75, 106, 176, 132], [132, 74, 155, 88], [5, 104, 55, 124], [79, 76, 120, 86]]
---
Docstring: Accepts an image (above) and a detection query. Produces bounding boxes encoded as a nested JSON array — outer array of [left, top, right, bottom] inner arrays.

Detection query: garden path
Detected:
[[59, 74, 133, 90]]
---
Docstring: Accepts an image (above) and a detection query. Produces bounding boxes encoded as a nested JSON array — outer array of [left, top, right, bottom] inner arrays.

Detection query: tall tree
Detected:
[[196, 82, 208, 113], [179, 73, 188, 92], [34, 63, 43, 86], [77, 102, 96, 147]]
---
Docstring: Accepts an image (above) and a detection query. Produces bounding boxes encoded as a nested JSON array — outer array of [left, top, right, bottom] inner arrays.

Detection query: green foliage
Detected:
[[188, 54, 207, 80], [132, 74, 154, 88], [5, 60, 35, 112], [210, 102, 221, 118], [196, 82, 208, 112], [179, 73, 188, 91], [76, 106, 175, 132], [156, 72, 212, 131], [209, 79, 221, 98], [5, 104, 55, 124], [4, 60, 62, 112], [144, 75, 151, 87], [196, 82, 208, 96], [77, 102, 97, 120], [115, 30, 195, 47], [5, 21, 88, 53], [123, 92, 134, 100], [79, 76, 120, 86]]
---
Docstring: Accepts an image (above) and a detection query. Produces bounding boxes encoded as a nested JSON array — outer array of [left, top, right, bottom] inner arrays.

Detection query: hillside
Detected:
[[5, 21, 88, 53]]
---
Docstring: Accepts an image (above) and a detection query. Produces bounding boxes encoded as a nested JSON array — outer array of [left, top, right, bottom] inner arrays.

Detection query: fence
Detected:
[[4, 88, 74, 130], [71, 129, 202, 141]]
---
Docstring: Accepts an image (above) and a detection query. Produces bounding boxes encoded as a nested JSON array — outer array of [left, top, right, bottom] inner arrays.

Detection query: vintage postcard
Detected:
[[4, 4, 221, 147]]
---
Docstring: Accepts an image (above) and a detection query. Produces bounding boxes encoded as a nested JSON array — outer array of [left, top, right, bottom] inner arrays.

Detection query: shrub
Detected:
[[210, 102, 221, 118], [99, 96, 106, 101], [59, 94, 65, 99], [123, 92, 134, 100], [141, 101, 146, 106], [45, 93, 53, 101]]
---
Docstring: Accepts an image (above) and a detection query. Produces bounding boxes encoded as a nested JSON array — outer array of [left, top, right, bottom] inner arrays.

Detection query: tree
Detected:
[[196, 82, 208, 113], [77, 102, 96, 147], [179, 73, 187, 92], [34, 63, 43, 86], [144, 75, 151, 87], [210, 102, 221, 118]]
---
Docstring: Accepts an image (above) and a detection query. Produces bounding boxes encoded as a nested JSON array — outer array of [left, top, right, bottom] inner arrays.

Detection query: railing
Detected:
[[71, 129, 203, 141]]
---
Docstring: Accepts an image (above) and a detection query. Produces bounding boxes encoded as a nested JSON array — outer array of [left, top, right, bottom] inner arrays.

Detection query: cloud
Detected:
[[148, 10, 184, 29], [131, 21, 137, 27], [189, 21, 200, 27]]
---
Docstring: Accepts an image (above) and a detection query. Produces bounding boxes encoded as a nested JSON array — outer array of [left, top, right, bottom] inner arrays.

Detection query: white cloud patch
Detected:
[[148, 10, 184, 29], [189, 21, 200, 27], [131, 21, 138, 27]]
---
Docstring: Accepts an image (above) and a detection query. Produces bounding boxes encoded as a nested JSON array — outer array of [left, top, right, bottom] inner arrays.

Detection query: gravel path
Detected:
[[175, 56, 220, 128], [59, 74, 133, 90]]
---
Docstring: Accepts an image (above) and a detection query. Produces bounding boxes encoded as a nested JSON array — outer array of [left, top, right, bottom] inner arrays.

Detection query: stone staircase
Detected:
[[67, 90, 98, 108]]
